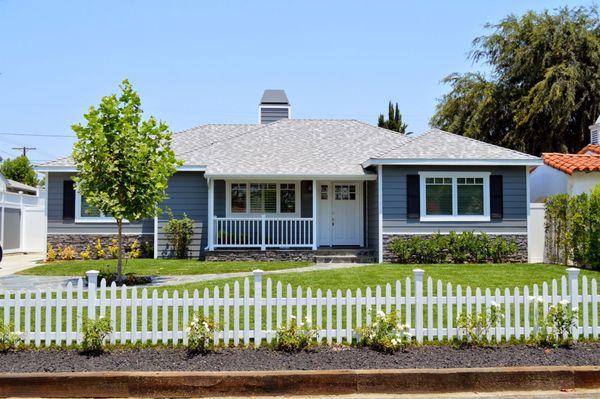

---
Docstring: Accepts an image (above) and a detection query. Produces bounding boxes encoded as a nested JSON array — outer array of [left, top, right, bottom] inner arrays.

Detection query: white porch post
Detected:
[[312, 179, 318, 250], [377, 165, 383, 264], [207, 177, 214, 251]]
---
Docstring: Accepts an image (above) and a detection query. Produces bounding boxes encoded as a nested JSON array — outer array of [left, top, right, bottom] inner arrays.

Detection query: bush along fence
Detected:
[[0, 269, 598, 348]]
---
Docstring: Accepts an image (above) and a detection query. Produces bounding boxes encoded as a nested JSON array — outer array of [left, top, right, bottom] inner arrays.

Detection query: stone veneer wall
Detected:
[[382, 234, 528, 263], [205, 250, 317, 262], [47, 234, 154, 259]]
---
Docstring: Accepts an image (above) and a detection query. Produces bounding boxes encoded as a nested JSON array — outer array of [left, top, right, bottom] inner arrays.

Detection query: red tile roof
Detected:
[[578, 144, 600, 155], [543, 153, 600, 175]]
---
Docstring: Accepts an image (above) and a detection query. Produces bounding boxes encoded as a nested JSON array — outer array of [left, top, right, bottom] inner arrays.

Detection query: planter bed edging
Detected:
[[1, 366, 599, 398]]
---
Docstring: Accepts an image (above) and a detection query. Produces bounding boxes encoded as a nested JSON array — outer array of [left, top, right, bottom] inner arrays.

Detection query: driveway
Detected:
[[0, 253, 44, 277]]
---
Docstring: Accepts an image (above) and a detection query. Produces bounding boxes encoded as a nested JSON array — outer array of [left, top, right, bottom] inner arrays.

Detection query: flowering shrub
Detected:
[[128, 239, 141, 259], [530, 297, 579, 346], [0, 323, 20, 352], [95, 239, 105, 259], [80, 317, 112, 354], [60, 245, 76, 260], [456, 302, 503, 346], [358, 310, 412, 353], [187, 313, 216, 353], [80, 244, 92, 260], [46, 243, 57, 262], [274, 316, 317, 352], [108, 239, 119, 259]]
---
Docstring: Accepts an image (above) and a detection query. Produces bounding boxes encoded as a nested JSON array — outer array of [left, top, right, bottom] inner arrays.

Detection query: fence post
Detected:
[[567, 267, 580, 340], [260, 215, 266, 250], [254, 269, 264, 346], [86, 270, 99, 320], [413, 269, 424, 343]]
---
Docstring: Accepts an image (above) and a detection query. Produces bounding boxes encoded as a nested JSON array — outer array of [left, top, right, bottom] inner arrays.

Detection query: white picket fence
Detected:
[[0, 268, 598, 347]]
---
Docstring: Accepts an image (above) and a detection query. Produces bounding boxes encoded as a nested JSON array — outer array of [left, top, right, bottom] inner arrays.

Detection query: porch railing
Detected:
[[213, 216, 314, 249]]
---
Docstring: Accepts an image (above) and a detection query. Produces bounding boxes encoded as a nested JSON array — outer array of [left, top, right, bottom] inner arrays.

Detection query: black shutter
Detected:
[[63, 180, 75, 220], [407, 175, 420, 219], [490, 175, 503, 220]]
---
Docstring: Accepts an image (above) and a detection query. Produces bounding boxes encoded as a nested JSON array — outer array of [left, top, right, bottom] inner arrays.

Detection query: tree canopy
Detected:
[[0, 156, 41, 187], [72, 79, 181, 282], [378, 101, 408, 134], [431, 6, 600, 155]]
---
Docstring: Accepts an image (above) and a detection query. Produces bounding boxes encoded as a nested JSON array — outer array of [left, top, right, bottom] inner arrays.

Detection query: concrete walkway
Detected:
[[0, 253, 44, 277], [0, 262, 375, 291]]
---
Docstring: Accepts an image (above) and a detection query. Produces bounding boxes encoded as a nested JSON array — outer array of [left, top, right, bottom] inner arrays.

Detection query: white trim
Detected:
[[207, 177, 214, 251], [526, 166, 532, 263], [225, 180, 302, 218], [35, 165, 207, 173], [74, 191, 129, 223], [418, 172, 490, 222], [377, 165, 383, 264], [382, 231, 527, 236], [153, 216, 158, 259], [363, 158, 543, 167], [312, 179, 317, 250], [208, 174, 377, 181]]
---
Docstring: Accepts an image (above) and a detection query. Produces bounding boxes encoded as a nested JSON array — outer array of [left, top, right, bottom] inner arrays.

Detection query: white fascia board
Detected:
[[36, 165, 207, 172], [206, 173, 377, 181], [362, 158, 544, 167]]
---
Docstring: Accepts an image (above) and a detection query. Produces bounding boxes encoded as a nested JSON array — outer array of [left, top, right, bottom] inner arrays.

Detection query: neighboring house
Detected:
[[530, 117, 600, 202], [0, 172, 46, 253], [37, 90, 541, 263]]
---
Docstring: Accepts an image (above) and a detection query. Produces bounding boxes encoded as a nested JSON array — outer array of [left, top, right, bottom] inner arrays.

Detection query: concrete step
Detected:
[[315, 255, 359, 264]]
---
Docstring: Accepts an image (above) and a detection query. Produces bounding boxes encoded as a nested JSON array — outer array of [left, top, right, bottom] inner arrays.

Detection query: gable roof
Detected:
[[578, 144, 600, 155], [542, 153, 600, 175], [364, 129, 540, 166]]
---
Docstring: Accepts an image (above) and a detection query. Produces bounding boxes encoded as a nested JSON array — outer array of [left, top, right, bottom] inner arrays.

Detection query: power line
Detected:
[[12, 147, 36, 157], [0, 132, 75, 138]]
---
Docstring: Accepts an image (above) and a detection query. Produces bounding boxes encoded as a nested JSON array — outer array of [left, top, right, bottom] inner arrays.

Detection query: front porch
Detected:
[[206, 178, 375, 256]]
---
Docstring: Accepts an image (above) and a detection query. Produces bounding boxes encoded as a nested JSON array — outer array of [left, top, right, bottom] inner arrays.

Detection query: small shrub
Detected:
[[488, 237, 518, 263], [94, 268, 151, 286], [128, 239, 141, 259], [274, 316, 317, 352], [46, 243, 57, 262], [456, 302, 503, 346], [187, 313, 216, 353], [141, 241, 153, 258], [94, 239, 105, 259], [0, 323, 20, 352], [61, 245, 76, 260], [80, 244, 92, 260], [163, 213, 194, 259], [389, 238, 412, 263], [108, 239, 119, 259], [80, 317, 112, 354], [358, 310, 412, 353], [531, 298, 579, 347]]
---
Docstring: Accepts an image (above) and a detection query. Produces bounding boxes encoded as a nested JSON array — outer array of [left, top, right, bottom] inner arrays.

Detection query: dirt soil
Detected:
[[1, 344, 599, 373]]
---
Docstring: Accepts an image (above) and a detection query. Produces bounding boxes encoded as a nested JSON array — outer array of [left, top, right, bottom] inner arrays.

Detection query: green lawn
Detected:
[[18, 259, 313, 277], [159, 263, 600, 295]]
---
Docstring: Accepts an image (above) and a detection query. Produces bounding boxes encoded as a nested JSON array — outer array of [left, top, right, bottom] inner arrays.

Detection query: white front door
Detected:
[[331, 183, 362, 246]]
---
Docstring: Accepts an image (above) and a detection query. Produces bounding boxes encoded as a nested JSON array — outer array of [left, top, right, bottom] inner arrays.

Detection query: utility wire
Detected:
[[0, 132, 75, 138]]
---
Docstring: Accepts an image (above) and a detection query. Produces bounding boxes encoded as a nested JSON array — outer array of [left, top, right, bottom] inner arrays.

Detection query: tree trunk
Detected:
[[116, 218, 124, 284]]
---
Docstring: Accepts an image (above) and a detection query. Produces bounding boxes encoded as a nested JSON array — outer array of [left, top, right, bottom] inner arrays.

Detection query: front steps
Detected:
[[315, 248, 375, 264]]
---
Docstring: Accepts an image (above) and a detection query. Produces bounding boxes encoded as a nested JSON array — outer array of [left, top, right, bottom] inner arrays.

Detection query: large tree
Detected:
[[0, 156, 40, 187], [431, 6, 600, 155], [72, 80, 180, 283], [378, 101, 408, 134]]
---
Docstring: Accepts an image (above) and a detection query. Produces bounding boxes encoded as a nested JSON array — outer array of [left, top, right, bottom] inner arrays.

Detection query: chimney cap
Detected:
[[260, 89, 289, 105]]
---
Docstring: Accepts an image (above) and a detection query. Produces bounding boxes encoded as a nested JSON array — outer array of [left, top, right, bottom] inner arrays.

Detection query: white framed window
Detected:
[[419, 172, 490, 222], [227, 182, 299, 217], [75, 192, 115, 223]]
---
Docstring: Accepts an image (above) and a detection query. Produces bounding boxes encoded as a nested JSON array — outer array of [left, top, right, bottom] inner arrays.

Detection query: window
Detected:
[[231, 183, 247, 213], [75, 192, 117, 223], [419, 172, 490, 221], [334, 184, 356, 200], [280, 183, 296, 213], [228, 182, 298, 215]]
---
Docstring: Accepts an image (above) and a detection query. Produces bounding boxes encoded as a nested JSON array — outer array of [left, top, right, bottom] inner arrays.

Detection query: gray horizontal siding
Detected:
[[382, 165, 528, 234], [156, 172, 208, 259], [260, 107, 289, 124], [47, 172, 149, 235]]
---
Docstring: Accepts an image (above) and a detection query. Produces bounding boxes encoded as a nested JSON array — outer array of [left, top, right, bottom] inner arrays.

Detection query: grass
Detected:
[[18, 259, 314, 277]]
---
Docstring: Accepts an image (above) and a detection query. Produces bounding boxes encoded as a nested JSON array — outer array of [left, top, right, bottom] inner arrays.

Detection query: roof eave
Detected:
[[35, 165, 208, 173], [362, 158, 543, 167], [205, 173, 377, 181]]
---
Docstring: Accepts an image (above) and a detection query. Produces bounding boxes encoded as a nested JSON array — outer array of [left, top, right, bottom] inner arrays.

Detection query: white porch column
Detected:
[[312, 179, 318, 250], [377, 165, 383, 264], [207, 177, 214, 251]]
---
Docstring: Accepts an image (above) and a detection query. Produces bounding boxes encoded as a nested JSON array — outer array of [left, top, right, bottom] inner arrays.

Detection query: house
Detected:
[[530, 117, 600, 202], [36, 90, 542, 263], [0, 172, 46, 253]]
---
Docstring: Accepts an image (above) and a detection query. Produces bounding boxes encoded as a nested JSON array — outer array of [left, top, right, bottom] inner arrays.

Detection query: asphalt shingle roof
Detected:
[[375, 129, 539, 161]]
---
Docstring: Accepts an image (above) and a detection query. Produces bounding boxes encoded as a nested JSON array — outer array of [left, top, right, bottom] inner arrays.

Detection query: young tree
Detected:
[[72, 80, 181, 283], [0, 156, 41, 187], [377, 101, 408, 134], [431, 6, 600, 155]]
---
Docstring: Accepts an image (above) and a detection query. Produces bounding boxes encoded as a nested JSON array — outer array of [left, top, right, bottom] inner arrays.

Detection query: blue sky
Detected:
[[0, 0, 594, 164]]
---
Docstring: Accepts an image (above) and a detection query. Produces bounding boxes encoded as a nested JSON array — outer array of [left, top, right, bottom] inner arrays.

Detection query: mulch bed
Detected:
[[1, 343, 600, 373]]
